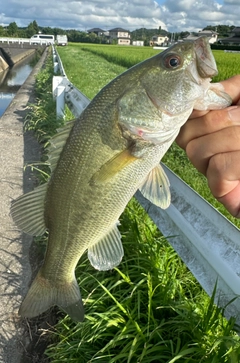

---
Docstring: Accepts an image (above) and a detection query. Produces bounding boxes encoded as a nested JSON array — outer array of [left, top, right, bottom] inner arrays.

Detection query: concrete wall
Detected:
[[0, 52, 9, 71], [0, 44, 43, 72]]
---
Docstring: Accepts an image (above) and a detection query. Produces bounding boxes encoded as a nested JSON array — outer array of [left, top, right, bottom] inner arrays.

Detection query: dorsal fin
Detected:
[[47, 120, 76, 172], [11, 120, 77, 236], [11, 183, 48, 236]]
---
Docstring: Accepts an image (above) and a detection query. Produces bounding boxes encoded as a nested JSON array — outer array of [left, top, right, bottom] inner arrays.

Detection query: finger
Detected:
[[185, 126, 240, 175], [217, 185, 240, 218], [206, 151, 240, 218], [220, 75, 240, 104], [176, 106, 240, 150], [189, 110, 208, 119]]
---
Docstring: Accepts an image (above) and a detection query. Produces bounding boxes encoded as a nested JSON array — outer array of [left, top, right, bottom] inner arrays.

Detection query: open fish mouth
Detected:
[[194, 36, 218, 78]]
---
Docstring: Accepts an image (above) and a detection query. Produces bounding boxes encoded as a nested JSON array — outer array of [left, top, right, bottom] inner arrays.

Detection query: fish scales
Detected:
[[11, 37, 232, 321]]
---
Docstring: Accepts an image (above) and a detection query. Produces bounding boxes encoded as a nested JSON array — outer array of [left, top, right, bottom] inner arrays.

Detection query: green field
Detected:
[[26, 44, 240, 362]]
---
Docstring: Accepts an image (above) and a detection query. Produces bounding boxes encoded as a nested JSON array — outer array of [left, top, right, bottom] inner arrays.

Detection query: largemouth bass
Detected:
[[11, 37, 231, 321]]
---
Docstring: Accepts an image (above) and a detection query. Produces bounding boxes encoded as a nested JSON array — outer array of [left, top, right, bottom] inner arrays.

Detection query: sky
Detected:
[[0, 0, 239, 33]]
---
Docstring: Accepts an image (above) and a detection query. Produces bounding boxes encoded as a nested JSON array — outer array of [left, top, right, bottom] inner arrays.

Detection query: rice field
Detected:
[[26, 44, 240, 362], [62, 43, 240, 82]]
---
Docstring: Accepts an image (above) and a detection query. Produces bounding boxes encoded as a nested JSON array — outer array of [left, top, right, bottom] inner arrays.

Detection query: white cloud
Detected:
[[0, 0, 239, 32]]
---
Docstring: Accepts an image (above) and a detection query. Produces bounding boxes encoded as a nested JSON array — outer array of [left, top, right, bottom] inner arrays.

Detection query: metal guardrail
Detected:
[[0, 92, 15, 99], [0, 37, 31, 44], [52, 47, 240, 324], [0, 37, 50, 45]]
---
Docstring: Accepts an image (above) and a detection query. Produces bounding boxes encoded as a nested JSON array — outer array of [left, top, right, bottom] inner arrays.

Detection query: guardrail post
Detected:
[[52, 47, 59, 74], [52, 76, 65, 118], [56, 86, 65, 118]]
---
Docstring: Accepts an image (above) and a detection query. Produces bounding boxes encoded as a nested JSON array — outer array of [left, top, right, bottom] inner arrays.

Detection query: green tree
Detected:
[[32, 20, 39, 33], [178, 31, 190, 39], [88, 32, 101, 43], [7, 22, 18, 36], [0, 26, 5, 36], [42, 27, 54, 35], [26, 21, 39, 37], [203, 24, 236, 37], [52, 27, 66, 36]]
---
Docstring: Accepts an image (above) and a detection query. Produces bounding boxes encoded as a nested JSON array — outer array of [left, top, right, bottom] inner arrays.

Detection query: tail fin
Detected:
[[19, 269, 84, 322]]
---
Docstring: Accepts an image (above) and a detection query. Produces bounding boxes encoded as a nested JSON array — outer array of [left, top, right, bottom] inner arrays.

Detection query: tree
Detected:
[[32, 20, 39, 33], [203, 25, 236, 37], [0, 26, 5, 36], [26, 21, 39, 37], [178, 31, 190, 39], [7, 22, 18, 36], [42, 27, 54, 35]]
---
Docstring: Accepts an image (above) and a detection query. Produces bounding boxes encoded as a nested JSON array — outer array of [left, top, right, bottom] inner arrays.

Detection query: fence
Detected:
[[0, 37, 31, 44], [0, 37, 49, 45], [52, 46, 240, 324]]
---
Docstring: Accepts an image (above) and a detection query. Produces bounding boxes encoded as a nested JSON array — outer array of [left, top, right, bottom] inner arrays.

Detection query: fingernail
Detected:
[[228, 106, 240, 123]]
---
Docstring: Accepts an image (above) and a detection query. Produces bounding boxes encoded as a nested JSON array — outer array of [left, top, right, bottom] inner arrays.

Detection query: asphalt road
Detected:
[[0, 50, 47, 363]]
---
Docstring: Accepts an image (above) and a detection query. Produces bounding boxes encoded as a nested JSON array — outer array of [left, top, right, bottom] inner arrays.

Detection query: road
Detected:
[[0, 49, 46, 363]]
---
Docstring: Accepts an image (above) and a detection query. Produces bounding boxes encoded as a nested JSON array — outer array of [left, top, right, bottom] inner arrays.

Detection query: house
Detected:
[[132, 40, 144, 46], [108, 27, 131, 45], [87, 28, 106, 37], [218, 27, 240, 46], [150, 35, 169, 46], [184, 30, 218, 44]]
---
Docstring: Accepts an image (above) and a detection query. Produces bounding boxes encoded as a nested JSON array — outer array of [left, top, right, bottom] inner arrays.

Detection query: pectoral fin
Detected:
[[91, 148, 139, 184], [139, 163, 171, 209], [88, 223, 124, 271]]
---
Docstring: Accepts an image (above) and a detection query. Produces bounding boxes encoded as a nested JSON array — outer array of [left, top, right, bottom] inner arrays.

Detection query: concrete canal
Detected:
[[0, 53, 39, 116]]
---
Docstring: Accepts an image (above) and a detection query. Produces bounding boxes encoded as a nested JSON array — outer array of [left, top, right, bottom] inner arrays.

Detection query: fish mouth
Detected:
[[194, 36, 218, 78]]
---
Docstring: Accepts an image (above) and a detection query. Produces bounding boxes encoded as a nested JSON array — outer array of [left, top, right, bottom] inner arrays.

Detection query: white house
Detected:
[[184, 30, 218, 44], [109, 28, 131, 45], [150, 35, 169, 46]]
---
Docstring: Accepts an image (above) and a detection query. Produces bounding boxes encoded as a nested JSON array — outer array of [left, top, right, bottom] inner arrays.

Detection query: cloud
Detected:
[[0, 0, 239, 33], [224, 0, 239, 4]]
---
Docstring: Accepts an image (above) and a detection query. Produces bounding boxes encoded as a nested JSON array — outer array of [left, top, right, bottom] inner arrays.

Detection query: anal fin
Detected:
[[88, 223, 124, 271]]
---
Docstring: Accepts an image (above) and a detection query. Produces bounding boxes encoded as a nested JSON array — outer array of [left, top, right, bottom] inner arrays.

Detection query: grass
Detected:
[[212, 51, 240, 82], [45, 199, 240, 363], [24, 44, 240, 362]]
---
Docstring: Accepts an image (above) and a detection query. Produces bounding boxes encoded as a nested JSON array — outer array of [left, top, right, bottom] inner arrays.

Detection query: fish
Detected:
[[11, 36, 232, 322]]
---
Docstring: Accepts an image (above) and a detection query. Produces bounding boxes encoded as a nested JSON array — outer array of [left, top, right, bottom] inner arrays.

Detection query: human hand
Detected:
[[176, 75, 240, 218]]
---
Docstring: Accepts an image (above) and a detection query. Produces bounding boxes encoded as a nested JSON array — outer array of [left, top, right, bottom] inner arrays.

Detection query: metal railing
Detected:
[[0, 37, 31, 44], [52, 46, 240, 324], [0, 37, 50, 45]]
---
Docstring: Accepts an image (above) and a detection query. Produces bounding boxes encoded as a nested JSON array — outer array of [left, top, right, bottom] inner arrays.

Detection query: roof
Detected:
[[232, 27, 240, 33], [219, 36, 240, 44], [109, 27, 130, 33], [199, 30, 218, 35], [87, 28, 105, 33]]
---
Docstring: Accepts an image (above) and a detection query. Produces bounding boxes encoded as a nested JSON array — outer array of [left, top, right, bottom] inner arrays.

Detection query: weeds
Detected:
[[24, 54, 65, 144], [46, 200, 240, 363]]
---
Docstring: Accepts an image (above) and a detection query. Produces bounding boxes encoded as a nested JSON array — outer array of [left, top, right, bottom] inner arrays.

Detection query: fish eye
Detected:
[[162, 54, 182, 69]]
